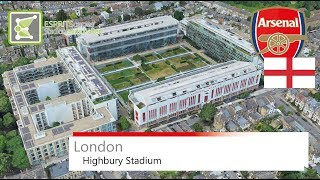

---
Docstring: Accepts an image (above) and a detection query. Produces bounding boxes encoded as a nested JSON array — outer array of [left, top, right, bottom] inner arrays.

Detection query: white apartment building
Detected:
[[76, 15, 179, 61], [129, 60, 262, 126], [2, 47, 118, 165]]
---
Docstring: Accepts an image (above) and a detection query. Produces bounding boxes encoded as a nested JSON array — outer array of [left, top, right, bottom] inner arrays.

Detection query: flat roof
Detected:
[[130, 61, 257, 105], [191, 19, 255, 54], [79, 15, 179, 44], [57, 46, 112, 97]]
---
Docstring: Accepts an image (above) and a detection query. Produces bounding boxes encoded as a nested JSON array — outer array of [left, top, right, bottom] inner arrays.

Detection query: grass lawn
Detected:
[[145, 61, 177, 80], [144, 54, 159, 62], [97, 60, 133, 73], [159, 47, 187, 58], [119, 91, 129, 103], [104, 68, 150, 90], [167, 54, 205, 72]]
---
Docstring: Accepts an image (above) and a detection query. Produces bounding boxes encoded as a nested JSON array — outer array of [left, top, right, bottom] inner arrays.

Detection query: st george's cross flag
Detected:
[[264, 57, 315, 88]]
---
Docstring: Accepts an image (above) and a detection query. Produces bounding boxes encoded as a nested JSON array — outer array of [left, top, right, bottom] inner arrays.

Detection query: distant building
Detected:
[[49, 160, 94, 179], [76, 16, 179, 61]]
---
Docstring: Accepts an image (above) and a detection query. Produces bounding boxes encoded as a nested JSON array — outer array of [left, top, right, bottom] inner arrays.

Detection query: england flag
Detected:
[[264, 57, 315, 88]]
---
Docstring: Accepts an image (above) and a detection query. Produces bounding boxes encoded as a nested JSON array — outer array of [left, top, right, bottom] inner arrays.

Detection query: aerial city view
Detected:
[[0, 1, 319, 179]]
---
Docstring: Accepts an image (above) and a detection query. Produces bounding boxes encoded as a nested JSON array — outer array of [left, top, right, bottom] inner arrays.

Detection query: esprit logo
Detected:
[[251, 7, 315, 88]]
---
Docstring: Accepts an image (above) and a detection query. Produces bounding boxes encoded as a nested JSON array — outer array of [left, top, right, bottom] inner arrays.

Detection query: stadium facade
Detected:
[[129, 60, 262, 126]]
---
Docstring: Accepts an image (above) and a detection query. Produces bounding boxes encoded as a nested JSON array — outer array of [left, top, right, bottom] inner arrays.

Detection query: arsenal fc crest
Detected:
[[251, 7, 315, 89]]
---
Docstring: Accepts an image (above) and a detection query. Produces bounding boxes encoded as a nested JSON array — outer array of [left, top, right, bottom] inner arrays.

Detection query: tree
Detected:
[[82, 8, 88, 16], [56, 9, 68, 21], [117, 16, 122, 23], [0, 153, 11, 176], [3, 112, 15, 129], [305, 9, 311, 18], [90, 2, 97, 7], [6, 136, 22, 153], [304, 168, 320, 179], [119, 116, 131, 131], [278, 105, 285, 113], [70, 12, 78, 19], [192, 123, 204, 132], [52, 121, 60, 127], [173, 11, 184, 21], [6, 130, 17, 140], [0, 95, 11, 113], [308, 26, 312, 32], [45, 96, 51, 101], [246, 16, 251, 22], [123, 14, 131, 21], [0, 135, 6, 153], [134, 7, 144, 16], [238, 91, 250, 99], [12, 147, 30, 169], [199, 104, 217, 124]]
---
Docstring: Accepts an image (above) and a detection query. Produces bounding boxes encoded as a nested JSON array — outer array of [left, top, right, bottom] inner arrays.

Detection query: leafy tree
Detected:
[[119, 116, 131, 131], [173, 11, 184, 21], [0, 153, 11, 176], [0, 95, 11, 113], [304, 168, 320, 179], [6, 130, 17, 140], [82, 8, 88, 16], [158, 171, 179, 179], [199, 103, 217, 124], [278, 105, 285, 113], [90, 2, 97, 7], [192, 123, 204, 132], [52, 121, 60, 127], [12, 147, 30, 169], [247, 16, 251, 22], [238, 91, 250, 99], [0, 135, 6, 153], [6, 136, 22, 153], [45, 96, 51, 101], [305, 9, 311, 18], [3, 112, 15, 129], [309, 92, 320, 102], [123, 14, 131, 21], [308, 26, 312, 32], [56, 9, 68, 21], [134, 7, 144, 16], [117, 16, 122, 23], [259, 75, 264, 87], [69, 12, 78, 19]]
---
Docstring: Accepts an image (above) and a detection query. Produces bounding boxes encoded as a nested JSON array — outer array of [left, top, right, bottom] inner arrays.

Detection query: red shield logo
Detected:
[[251, 7, 306, 60]]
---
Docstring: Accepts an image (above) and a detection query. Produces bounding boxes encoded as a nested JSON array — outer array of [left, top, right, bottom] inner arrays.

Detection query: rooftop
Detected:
[[130, 60, 258, 105], [57, 46, 112, 99], [78, 15, 179, 44]]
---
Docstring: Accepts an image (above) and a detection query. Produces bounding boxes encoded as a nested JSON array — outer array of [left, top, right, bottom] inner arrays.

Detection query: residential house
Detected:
[[260, 104, 277, 117], [226, 120, 239, 132], [286, 89, 299, 102], [247, 112, 263, 124], [251, 171, 277, 179], [312, 107, 320, 125], [235, 116, 251, 130], [295, 93, 308, 110], [303, 98, 320, 119], [49, 160, 94, 179], [23, 45, 36, 59], [243, 98, 258, 113], [279, 116, 295, 132], [35, 44, 48, 58], [0, 46, 22, 62], [270, 117, 282, 130]]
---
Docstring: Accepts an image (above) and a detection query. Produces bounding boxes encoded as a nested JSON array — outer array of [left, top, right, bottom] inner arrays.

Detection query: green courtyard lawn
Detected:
[[144, 53, 159, 62], [145, 61, 177, 80], [104, 68, 150, 90], [159, 47, 187, 58], [97, 60, 133, 73], [119, 90, 129, 103], [167, 54, 207, 72]]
